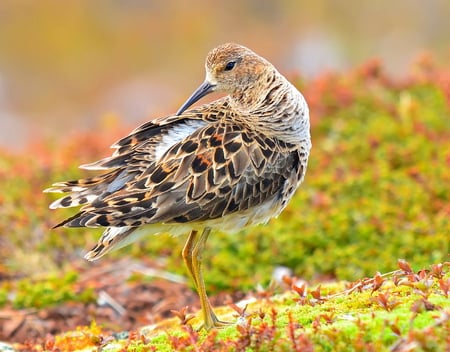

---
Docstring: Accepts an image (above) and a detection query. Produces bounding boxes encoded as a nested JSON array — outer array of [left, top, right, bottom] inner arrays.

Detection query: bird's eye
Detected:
[[224, 61, 236, 71]]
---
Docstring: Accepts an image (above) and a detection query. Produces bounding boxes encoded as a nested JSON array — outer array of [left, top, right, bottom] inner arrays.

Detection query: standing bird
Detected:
[[45, 43, 311, 330]]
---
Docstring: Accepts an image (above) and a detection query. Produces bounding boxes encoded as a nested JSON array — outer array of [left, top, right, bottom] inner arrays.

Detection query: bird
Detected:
[[45, 43, 311, 331]]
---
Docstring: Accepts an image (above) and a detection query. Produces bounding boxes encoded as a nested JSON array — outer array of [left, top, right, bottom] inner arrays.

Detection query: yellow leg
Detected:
[[182, 230, 199, 290], [182, 228, 231, 330]]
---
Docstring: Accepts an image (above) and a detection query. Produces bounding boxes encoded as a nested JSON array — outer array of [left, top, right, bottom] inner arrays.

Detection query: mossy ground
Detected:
[[31, 263, 449, 351], [0, 56, 449, 350]]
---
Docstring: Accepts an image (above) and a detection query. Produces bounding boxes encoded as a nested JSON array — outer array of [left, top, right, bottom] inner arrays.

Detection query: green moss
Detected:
[[113, 267, 448, 351], [0, 287, 7, 307], [1, 271, 96, 309]]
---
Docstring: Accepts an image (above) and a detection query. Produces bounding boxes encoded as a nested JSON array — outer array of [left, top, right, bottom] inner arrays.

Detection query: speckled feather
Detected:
[[45, 43, 311, 261]]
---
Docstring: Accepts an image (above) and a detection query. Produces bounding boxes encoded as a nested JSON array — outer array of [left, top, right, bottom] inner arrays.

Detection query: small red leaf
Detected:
[[398, 259, 413, 274]]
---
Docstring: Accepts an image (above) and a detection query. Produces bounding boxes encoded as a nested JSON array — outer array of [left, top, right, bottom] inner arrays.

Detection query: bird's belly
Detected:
[[131, 197, 284, 241], [197, 197, 284, 233]]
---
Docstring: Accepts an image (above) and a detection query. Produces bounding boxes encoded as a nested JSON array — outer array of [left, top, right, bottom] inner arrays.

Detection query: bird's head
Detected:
[[177, 43, 271, 115]]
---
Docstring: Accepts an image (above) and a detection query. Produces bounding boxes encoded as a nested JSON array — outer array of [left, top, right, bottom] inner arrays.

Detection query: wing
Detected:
[[45, 99, 232, 210], [52, 118, 303, 229]]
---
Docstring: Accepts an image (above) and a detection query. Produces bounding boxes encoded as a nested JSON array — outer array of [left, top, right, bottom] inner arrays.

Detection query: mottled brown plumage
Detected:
[[45, 43, 311, 330]]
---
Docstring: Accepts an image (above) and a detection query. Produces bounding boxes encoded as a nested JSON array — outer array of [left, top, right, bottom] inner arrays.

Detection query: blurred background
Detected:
[[0, 0, 449, 150]]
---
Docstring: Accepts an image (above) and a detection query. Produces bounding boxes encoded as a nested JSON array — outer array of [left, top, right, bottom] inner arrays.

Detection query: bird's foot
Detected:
[[197, 314, 234, 331]]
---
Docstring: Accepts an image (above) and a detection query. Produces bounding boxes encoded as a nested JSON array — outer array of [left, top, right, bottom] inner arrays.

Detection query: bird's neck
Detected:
[[229, 72, 311, 146]]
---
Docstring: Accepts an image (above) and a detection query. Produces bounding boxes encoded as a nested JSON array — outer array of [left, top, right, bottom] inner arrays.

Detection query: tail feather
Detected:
[[44, 170, 119, 192], [80, 153, 132, 170], [44, 169, 129, 210], [83, 223, 188, 261], [49, 194, 98, 210], [84, 226, 137, 261], [52, 211, 87, 229]]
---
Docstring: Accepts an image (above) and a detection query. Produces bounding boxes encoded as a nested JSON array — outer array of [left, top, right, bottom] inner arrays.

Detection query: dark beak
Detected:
[[176, 81, 216, 115]]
